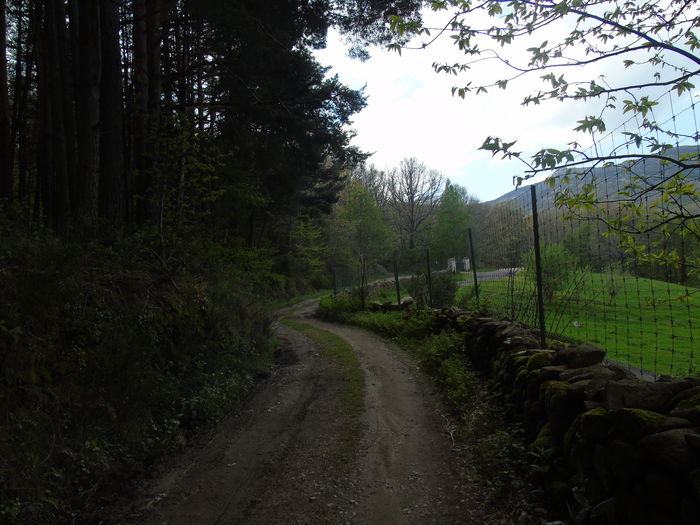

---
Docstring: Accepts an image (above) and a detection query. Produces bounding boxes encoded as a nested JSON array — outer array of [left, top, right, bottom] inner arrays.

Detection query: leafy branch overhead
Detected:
[[390, 0, 700, 278], [389, 0, 700, 173]]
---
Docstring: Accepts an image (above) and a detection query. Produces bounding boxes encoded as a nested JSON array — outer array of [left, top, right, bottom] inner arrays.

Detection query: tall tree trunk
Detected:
[[73, 0, 101, 235], [18, 0, 35, 214], [146, 0, 165, 126], [119, 3, 132, 224], [0, 0, 11, 201], [146, 0, 168, 227], [45, 0, 70, 231], [161, 9, 173, 109], [195, 27, 205, 133], [30, 111, 39, 226], [36, 0, 52, 227], [99, 0, 125, 228], [9, 0, 22, 200], [132, 0, 149, 223], [58, 0, 78, 216]]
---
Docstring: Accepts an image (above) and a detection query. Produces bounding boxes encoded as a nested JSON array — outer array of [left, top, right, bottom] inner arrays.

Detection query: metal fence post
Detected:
[[425, 248, 433, 308], [359, 254, 366, 311], [393, 252, 401, 305], [468, 228, 479, 300], [530, 185, 547, 347]]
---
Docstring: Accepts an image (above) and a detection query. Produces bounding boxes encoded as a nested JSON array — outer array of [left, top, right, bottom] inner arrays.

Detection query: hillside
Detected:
[[485, 145, 700, 207]]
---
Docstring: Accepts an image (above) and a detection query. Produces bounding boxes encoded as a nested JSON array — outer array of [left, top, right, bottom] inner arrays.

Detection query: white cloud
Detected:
[[314, 6, 700, 202]]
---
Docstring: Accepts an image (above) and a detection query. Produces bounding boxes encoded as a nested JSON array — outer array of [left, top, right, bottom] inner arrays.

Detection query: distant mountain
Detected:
[[485, 184, 530, 206], [484, 145, 700, 208]]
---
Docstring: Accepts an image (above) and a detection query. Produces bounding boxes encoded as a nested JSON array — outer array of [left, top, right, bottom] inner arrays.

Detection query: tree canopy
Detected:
[[329, 180, 392, 265], [388, 157, 444, 249], [430, 180, 474, 260], [0, 0, 423, 242]]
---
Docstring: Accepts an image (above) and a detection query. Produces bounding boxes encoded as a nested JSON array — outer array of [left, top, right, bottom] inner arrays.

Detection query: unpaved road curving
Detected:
[[116, 302, 477, 524]]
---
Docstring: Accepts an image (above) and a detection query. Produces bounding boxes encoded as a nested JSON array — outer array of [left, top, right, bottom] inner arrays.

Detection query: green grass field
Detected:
[[457, 271, 700, 377], [347, 268, 700, 376]]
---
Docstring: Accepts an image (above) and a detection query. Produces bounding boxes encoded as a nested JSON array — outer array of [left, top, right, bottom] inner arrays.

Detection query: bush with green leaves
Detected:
[[406, 272, 429, 305], [407, 331, 477, 409], [430, 271, 458, 308], [347, 307, 437, 339], [0, 229, 273, 523], [454, 285, 494, 315], [317, 292, 362, 321], [405, 271, 457, 308], [524, 243, 579, 303]]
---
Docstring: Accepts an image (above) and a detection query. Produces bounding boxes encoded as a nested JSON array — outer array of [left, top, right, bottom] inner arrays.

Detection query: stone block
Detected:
[[552, 343, 606, 368], [544, 380, 585, 443], [675, 390, 700, 411], [529, 422, 553, 452], [579, 407, 610, 443], [604, 378, 695, 412], [689, 467, 700, 498], [682, 492, 700, 525], [526, 369, 545, 401], [638, 428, 699, 473], [609, 408, 691, 442], [642, 467, 682, 508], [608, 439, 644, 483], [539, 364, 567, 382], [593, 444, 611, 491], [560, 364, 618, 383], [527, 351, 554, 371]]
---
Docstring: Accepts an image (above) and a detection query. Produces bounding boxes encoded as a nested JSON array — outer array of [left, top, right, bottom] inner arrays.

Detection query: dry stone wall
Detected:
[[436, 310, 700, 525]]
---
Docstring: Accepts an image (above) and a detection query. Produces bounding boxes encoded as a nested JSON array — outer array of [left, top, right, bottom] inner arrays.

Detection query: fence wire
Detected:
[[467, 91, 700, 378]]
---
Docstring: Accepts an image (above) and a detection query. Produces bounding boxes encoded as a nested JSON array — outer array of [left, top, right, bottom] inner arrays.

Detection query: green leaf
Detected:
[[574, 116, 606, 133]]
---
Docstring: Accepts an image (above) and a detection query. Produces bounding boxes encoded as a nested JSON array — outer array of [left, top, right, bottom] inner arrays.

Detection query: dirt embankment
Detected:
[[111, 303, 484, 524]]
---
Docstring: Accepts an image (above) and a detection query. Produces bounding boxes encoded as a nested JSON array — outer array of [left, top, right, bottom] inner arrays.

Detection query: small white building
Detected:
[[447, 257, 457, 273]]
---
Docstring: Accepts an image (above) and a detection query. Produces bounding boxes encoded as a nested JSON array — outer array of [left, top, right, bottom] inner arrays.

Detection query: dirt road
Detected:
[[118, 302, 475, 524]]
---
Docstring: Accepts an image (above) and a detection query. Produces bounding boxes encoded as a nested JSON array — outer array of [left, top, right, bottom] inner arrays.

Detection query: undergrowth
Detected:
[[0, 227, 279, 523]]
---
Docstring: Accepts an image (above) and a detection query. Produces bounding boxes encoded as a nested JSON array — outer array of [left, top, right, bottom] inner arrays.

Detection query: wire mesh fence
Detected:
[[331, 247, 457, 309], [468, 180, 700, 378], [465, 89, 700, 379]]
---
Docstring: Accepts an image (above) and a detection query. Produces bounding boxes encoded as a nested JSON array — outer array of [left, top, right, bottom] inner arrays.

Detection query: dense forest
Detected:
[[0, 1, 443, 521], [0, 0, 420, 236]]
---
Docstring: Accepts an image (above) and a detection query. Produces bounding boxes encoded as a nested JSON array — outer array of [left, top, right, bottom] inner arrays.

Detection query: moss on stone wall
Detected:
[[440, 309, 700, 525]]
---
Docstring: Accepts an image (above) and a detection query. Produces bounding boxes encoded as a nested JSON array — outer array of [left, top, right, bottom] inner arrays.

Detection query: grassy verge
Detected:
[[456, 271, 700, 376], [317, 294, 549, 520], [265, 289, 332, 311], [395, 330, 535, 508], [280, 319, 364, 456]]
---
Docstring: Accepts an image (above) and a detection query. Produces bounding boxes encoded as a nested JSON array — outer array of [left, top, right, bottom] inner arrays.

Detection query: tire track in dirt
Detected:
[[300, 310, 468, 524], [113, 302, 472, 524]]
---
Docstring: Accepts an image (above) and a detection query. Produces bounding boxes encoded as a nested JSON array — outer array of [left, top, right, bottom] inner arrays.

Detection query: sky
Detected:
[[314, 26, 538, 202], [313, 6, 699, 202]]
